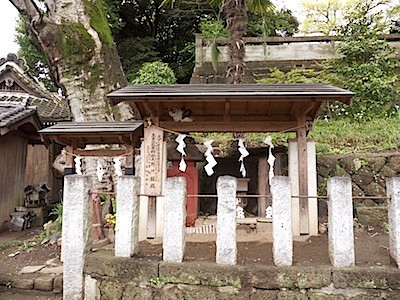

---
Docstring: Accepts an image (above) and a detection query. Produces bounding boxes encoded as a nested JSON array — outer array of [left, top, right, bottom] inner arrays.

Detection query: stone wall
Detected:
[[317, 152, 400, 206], [191, 34, 400, 83], [85, 250, 400, 299]]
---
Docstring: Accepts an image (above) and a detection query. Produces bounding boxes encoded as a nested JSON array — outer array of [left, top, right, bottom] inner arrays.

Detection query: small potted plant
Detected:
[[104, 213, 116, 243]]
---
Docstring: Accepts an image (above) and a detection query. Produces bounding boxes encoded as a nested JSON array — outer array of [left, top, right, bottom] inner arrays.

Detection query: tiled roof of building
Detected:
[[0, 100, 37, 129], [0, 54, 71, 124], [0, 93, 70, 124]]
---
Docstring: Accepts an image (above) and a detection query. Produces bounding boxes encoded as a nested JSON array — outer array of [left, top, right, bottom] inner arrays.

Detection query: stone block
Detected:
[[356, 206, 388, 227], [34, 275, 54, 291], [179, 284, 217, 300], [271, 176, 292, 266], [85, 251, 159, 283], [53, 275, 63, 292], [39, 266, 63, 275], [163, 177, 186, 263], [100, 280, 124, 300], [388, 156, 400, 173], [277, 291, 308, 300], [62, 175, 92, 300], [216, 176, 237, 265], [364, 182, 386, 199], [153, 285, 184, 299], [366, 156, 386, 173], [332, 266, 400, 289], [250, 290, 279, 300], [386, 177, 400, 267], [328, 177, 355, 267], [308, 293, 345, 300], [122, 283, 153, 300], [19, 265, 45, 274], [92, 238, 110, 250], [11, 278, 34, 289], [248, 265, 331, 290], [159, 261, 245, 289], [352, 167, 374, 188], [115, 176, 140, 257]]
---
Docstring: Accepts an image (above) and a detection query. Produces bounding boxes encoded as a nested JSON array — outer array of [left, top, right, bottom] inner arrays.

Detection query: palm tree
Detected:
[[162, 0, 273, 83]]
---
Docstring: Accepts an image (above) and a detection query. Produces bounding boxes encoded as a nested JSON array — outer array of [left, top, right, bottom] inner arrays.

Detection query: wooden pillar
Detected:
[[258, 157, 269, 217], [64, 142, 76, 175], [125, 144, 135, 175], [297, 120, 309, 234]]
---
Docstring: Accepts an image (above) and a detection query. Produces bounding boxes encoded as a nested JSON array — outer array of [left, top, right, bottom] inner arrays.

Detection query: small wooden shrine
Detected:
[[108, 84, 353, 236]]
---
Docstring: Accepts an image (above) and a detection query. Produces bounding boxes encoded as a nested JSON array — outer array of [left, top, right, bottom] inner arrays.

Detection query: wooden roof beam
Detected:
[[159, 121, 299, 133]]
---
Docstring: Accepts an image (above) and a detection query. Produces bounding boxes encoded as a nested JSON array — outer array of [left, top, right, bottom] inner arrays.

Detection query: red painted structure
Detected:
[[167, 160, 199, 227]]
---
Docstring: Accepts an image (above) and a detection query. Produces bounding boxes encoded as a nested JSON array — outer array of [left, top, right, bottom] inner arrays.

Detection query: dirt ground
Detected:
[[0, 226, 391, 277], [137, 229, 390, 266]]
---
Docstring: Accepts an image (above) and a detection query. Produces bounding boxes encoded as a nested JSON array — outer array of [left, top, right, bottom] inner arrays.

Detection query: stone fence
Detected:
[[61, 174, 400, 299], [191, 34, 400, 83]]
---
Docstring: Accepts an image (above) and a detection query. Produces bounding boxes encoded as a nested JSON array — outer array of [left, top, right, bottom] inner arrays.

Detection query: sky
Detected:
[[0, 0, 301, 59]]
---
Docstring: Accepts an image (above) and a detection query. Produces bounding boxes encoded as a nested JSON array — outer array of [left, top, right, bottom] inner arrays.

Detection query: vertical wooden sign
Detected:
[[143, 126, 164, 196]]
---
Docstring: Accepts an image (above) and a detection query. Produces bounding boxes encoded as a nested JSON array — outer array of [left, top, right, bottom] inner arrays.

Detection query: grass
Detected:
[[0, 240, 24, 251], [310, 118, 400, 154], [191, 117, 400, 155]]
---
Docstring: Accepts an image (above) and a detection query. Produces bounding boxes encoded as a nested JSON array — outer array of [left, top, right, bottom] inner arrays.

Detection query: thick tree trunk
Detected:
[[10, 0, 139, 122], [224, 0, 247, 84], [10, 0, 139, 191]]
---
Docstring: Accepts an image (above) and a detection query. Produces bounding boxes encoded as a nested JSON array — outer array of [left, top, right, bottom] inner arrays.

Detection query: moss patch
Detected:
[[83, 0, 114, 46], [61, 22, 95, 75]]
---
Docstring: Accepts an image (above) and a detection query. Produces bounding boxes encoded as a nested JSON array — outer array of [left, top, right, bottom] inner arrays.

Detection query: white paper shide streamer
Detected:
[[204, 140, 217, 176], [74, 156, 82, 175], [97, 159, 105, 182], [113, 157, 123, 176], [238, 139, 249, 177], [175, 134, 187, 172], [264, 136, 275, 182]]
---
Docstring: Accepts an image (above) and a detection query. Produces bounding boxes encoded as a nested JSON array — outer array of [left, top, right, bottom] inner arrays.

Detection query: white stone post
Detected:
[[216, 176, 237, 265], [271, 176, 293, 266], [62, 175, 92, 300], [163, 177, 186, 262], [386, 178, 400, 267], [115, 176, 140, 257], [327, 177, 355, 267]]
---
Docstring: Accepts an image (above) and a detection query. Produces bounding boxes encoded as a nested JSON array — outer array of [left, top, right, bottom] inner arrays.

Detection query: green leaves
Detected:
[[131, 61, 177, 84]]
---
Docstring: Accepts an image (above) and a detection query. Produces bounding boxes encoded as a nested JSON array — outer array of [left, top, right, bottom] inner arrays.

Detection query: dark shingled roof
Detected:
[[39, 121, 144, 147], [39, 121, 144, 134], [0, 93, 70, 123], [0, 100, 37, 129], [0, 55, 71, 124], [108, 84, 354, 103]]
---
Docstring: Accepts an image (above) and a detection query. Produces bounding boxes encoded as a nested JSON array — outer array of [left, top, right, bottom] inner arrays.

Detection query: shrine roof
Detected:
[[39, 121, 144, 147], [107, 84, 354, 133], [108, 84, 353, 101]]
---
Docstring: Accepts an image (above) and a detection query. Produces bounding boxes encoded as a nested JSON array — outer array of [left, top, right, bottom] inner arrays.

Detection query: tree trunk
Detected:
[[9, 0, 139, 122], [10, 0, 139, 191], [224, 0, 248, 84]]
